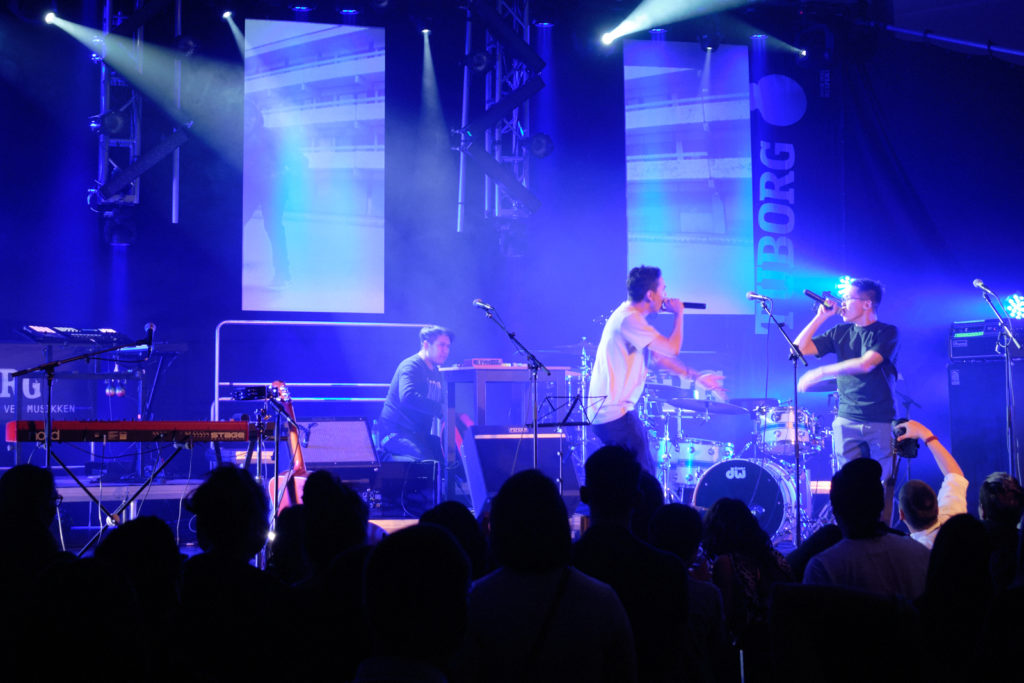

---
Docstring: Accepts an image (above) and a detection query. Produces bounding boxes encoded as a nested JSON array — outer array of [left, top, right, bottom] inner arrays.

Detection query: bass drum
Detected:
[[692, 459, 808, 541]]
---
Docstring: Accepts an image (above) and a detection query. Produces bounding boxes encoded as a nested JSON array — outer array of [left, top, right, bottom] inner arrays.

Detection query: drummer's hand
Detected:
[[896, 419, 932, 442], [695, 371, 726, 400]]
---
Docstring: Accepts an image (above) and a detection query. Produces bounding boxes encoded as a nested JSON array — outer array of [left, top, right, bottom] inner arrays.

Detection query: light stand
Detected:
[[977, 287, 1022, 478], [476, 305, 551, 468], [758, 298, 809, 546]]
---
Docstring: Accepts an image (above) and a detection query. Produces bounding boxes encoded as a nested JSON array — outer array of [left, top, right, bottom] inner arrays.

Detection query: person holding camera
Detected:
[[894, 420, 968, 549], [793, 278, 900, 521]]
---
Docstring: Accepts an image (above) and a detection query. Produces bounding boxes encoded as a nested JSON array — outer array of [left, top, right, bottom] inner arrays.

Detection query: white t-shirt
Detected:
[[910, 472, 969, 550], [587, 301, 660, 426]]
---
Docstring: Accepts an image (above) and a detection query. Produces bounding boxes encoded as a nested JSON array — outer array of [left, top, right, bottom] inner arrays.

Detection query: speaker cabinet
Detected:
[[461, 426, 578, 514], [297, 418, 378, 467], [948, 360, 1024, 512]]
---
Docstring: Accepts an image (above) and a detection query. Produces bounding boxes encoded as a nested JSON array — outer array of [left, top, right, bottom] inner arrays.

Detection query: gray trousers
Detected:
[[831, 416, 896, 485]]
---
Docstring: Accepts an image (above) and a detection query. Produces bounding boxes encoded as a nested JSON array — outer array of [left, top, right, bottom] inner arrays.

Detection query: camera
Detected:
[[892, 418, 919, 459]]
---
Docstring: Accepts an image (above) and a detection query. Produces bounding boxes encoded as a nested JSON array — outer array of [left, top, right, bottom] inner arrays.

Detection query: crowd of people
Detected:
[[2, 427, 1023, 682]]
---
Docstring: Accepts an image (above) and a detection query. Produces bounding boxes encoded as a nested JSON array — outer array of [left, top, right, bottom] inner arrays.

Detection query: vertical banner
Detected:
[[749, 33, 842, 335], [243, 21, 386, 314], [624, 40, 754, 313]]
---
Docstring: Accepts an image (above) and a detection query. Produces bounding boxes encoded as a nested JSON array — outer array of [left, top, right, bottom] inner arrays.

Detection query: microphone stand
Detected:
[[978, 288, 1022, 478], [12, 331, 156, 544], [477, 306, 551, 469], [758, 299, 809, 546]]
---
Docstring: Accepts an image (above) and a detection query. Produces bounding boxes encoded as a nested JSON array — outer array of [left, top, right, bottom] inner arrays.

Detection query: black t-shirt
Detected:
[[378, 354, 444, 436], [812, 321, 898, 423]]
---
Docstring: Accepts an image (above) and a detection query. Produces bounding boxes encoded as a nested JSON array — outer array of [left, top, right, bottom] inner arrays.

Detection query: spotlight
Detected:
[[465, 50, 495, 75], [102, 208, 137, 247], [836, 276, 854, 298], [699, 31, 720, 52], [649, 27, 666, 36], [422, 28, 431, 36], [799, 49, 807, 57], [1007, 294, 1024, 320], [601, 32, 614, 46], [222, 10, 232, 19], [533, 19, 553, 28], [290, 3, 316, 11], [338, 8, 358, 15], [526, 133, 554, 158], [89, 111, 129, 136], [174, 34, 199, 57], [44, 11, 55, 24]]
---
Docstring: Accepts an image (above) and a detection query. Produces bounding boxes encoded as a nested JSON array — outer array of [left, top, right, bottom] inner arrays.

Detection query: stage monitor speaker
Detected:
[[297, 418, 378, 468], [461, 425, 578, 514], [948, 360, 1024, 513]]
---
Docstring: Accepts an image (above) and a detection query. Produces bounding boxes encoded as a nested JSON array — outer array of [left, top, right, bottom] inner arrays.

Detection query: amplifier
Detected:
[[460, 425, 579, 514], [949, 319, 1024, 360]]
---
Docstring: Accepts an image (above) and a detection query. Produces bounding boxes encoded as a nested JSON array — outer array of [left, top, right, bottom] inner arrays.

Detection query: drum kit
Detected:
[[640, 378, 837, 544], [555, 337, 839, 545]]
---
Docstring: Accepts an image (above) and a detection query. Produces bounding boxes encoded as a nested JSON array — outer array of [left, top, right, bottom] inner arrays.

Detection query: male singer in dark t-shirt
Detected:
[[794, 279, 899, 520], [377, 326, 452, 462]]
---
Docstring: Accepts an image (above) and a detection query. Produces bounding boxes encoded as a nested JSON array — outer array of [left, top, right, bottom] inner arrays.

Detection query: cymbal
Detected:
[[729, 397, 781, 411], [540, 340, 597, 355], [802, 378, 838, 393], [668, 397, 750, 416]]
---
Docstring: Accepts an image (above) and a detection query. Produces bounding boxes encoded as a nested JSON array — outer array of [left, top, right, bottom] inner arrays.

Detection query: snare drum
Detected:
[[758, 407, 819, 456], [661, 439, 734, 487], [692, 458, 810, 541]]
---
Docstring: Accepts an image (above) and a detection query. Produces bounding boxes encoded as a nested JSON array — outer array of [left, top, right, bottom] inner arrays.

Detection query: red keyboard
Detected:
[[6, 420, 252, 443]]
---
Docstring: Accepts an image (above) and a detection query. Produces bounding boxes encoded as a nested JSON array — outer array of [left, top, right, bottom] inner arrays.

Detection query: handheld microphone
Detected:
[[745, 292, 771, 302], [472, 299, 495, 311], [660, 301, 707, 311], [803, 290, 835, 310], [144, 322, 156, 347], [973, 279, 995, 296]]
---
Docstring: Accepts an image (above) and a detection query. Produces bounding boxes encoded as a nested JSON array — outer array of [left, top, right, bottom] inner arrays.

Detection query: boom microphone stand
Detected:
[[976, 282, 1022, 478], [475, 303, 551, 468], [12, 326, 157, 543], [757, 298, 809, 546]]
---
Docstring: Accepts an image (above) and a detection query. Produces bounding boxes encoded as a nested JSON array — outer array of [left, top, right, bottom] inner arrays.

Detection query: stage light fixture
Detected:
[[222, 11, 232, 19], [422, 28, 431, 35], [44, 11, 55, 24], [290, 3, 316, 12], [466, 50, 496, 75], [174, 34, 199, 57], [836, 276, 854, 298], [468, 0, 545, 73], [533, 19, 553, 29], [526, 133, 554, 158], [89, 110, 129, 136], [1007, 294, 1024, 320], [699, 31, 721, 52], [102, 208, 137, 247]]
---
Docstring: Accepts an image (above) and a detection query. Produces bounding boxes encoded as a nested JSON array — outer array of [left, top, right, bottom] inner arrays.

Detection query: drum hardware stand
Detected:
[[976, 283, 1022, 479], [755, 298, 809, 546], [476, 303, 550, 469]]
